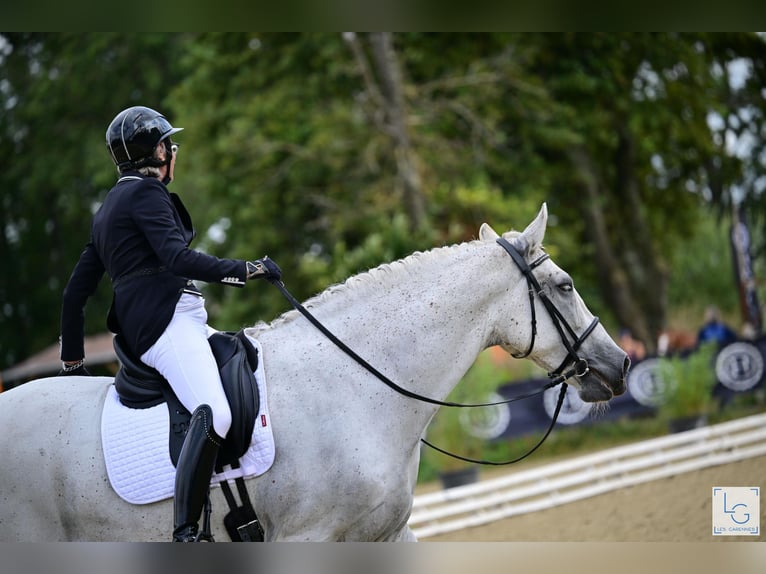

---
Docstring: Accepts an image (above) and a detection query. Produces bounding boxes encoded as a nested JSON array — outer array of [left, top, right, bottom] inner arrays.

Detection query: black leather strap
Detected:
[[268, 234, 600, 467], [271, 280, 557, 409]]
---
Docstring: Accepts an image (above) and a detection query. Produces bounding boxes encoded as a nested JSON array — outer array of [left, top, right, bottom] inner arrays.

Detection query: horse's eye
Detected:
[[559, 282, 573, 293]]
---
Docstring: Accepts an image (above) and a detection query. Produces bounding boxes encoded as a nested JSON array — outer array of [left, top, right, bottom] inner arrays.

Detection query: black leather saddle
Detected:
[[113, 330, 260, 469]]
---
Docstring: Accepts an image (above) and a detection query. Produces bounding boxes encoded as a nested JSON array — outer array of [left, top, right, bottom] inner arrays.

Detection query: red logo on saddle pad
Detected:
[[261, 414, 267, 427]]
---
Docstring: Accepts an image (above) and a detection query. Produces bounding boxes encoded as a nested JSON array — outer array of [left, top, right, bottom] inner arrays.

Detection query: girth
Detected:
[[113, 330, 260, 469]]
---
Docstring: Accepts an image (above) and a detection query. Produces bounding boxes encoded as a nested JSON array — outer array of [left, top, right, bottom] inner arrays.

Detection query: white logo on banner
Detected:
[[715, 342, 764, 392], [627, 358, 665, 407], [459, 393, 511, 439], [542, 384, 592, 425]]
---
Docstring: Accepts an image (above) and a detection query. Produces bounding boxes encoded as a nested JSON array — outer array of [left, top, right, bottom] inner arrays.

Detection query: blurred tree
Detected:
[[169, 33, 554, 330], [0, 33, 185, 367], [2, 33, 764, 371], [345, 32, 426, 231], [511, 33, 766, 352]]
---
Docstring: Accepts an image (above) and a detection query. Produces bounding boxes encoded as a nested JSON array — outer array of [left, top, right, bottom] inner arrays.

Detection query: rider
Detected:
[[58, 105, 281, 542]]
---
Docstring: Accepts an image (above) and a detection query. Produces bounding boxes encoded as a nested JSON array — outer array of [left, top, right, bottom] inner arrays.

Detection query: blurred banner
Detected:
[[491, 336, 766, 440], [731, 204, 762, 334]]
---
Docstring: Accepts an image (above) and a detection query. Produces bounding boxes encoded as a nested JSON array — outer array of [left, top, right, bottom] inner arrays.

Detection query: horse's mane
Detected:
[[249, 244, 465, 334], [248, 230, 521, 335]]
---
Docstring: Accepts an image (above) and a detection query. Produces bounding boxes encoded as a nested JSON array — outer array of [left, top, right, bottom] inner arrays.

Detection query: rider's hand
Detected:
[[246, 256, 282, 283], [58, 361, 92, 376]]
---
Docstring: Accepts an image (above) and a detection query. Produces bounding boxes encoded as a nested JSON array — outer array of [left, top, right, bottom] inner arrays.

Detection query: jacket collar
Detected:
[[117, 170, 155, 184]]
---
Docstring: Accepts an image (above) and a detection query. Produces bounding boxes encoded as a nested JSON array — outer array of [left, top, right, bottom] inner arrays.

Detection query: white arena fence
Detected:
[[410, 412, 766, 539]]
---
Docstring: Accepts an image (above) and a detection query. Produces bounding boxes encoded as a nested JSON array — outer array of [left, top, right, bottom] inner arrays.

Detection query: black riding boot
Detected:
[[172, 404, 222, 542]]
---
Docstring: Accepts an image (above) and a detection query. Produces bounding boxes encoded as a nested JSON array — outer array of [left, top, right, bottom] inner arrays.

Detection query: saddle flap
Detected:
[[211, 331, 260, 468], [101, 346, 276, 508], [112, 330, 260, 468]]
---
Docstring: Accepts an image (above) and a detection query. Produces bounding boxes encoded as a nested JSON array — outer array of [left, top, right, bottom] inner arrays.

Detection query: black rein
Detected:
[[268, 236, 600, 466]]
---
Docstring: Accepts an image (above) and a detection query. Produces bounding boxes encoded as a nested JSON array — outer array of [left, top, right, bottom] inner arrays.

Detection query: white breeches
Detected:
[[141, 293, 232, 438]]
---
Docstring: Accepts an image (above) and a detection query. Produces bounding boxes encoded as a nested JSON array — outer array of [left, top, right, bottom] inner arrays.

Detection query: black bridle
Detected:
[[419, 237, 600, 465], [496, 237, 600, 377], [270, 236, 601, 465]]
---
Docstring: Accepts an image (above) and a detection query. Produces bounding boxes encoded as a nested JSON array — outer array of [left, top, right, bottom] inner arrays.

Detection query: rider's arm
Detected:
[[131, 181, 249, 287], [60, 241, 105, 365]]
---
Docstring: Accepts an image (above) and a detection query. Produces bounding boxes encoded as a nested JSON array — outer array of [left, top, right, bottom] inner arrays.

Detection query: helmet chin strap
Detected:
[[125, 139, 173, 182], [161, 139, 173, 185]]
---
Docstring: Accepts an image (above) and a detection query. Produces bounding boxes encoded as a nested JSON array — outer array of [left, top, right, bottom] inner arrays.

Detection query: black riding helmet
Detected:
[[106, 106, 183, 171]]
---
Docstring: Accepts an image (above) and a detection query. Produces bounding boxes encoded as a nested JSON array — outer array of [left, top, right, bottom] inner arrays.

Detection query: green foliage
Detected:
[[666, 212, 740, 322], [0, 33, 186, 366], [657, 343, 718, 419], [539, 34, 763, 344], [2, 32, 765, 377]]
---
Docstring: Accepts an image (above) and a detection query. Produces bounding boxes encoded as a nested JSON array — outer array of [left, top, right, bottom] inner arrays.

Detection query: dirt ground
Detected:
[[420, 455, 766, 542]]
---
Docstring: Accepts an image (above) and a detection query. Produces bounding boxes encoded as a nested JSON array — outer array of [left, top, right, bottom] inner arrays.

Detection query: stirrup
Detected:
[[173, 524, 199, 543], [173, 528, 215, 543]]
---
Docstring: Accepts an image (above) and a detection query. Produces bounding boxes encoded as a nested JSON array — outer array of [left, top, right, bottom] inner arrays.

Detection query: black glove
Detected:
[[58, 362, 92, 376], [246, 256, 282, 283]]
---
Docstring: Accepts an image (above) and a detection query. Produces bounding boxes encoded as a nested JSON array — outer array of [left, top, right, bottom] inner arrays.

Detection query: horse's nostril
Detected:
[[623, 355, 631, 376]]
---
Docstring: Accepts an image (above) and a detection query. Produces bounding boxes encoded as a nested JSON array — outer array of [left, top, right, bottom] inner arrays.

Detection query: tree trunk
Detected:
[[568, 147, 657, 353], [613, 120, 669, 342], [349, 32, 427, 231]]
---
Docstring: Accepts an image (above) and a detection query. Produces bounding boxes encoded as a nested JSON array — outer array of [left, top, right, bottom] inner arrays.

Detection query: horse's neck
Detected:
[[260, 240, 513, 407]]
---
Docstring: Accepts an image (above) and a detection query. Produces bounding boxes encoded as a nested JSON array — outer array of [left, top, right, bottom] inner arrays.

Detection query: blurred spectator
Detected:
[[697, 306, 737, 348], [618, 328, 646, 363], [740, 322, 757, 340], [657, 328, 697, 357]]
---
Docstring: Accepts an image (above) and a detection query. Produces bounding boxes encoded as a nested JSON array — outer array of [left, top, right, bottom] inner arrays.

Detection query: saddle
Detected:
[[113, 330, 260, 470]]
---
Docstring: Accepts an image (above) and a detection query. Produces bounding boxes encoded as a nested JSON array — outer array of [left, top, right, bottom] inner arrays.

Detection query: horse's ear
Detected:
[[479, 223, 500, 241], [521, 203, 548, 249]]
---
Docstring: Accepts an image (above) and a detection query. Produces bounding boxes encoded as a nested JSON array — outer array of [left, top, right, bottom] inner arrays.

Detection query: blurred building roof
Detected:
[[1, 332, 116, 390]]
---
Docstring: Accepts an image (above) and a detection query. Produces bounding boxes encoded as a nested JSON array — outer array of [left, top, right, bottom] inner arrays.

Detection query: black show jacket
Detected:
[[60, 172, 248, 360]]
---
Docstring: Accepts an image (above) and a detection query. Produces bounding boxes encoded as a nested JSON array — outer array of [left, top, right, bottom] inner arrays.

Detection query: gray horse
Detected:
[[0, 205, 628, 541]]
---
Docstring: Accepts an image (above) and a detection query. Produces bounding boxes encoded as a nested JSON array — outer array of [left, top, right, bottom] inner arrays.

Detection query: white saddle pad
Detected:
[[101, 337, 275, 504]]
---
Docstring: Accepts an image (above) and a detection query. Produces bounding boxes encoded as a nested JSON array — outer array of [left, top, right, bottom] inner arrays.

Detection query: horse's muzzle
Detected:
[[577, 352, 630, 402]]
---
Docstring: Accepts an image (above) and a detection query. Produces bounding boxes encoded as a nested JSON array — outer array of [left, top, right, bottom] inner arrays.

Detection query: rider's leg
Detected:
[[171, 404, 221, 542], [141, 294, 232, 439], [140, 294, 232, 540]]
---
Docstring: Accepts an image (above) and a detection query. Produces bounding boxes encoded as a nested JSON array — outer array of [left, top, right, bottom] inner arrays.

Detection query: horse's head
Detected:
[[480, 204, 629, 402]]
